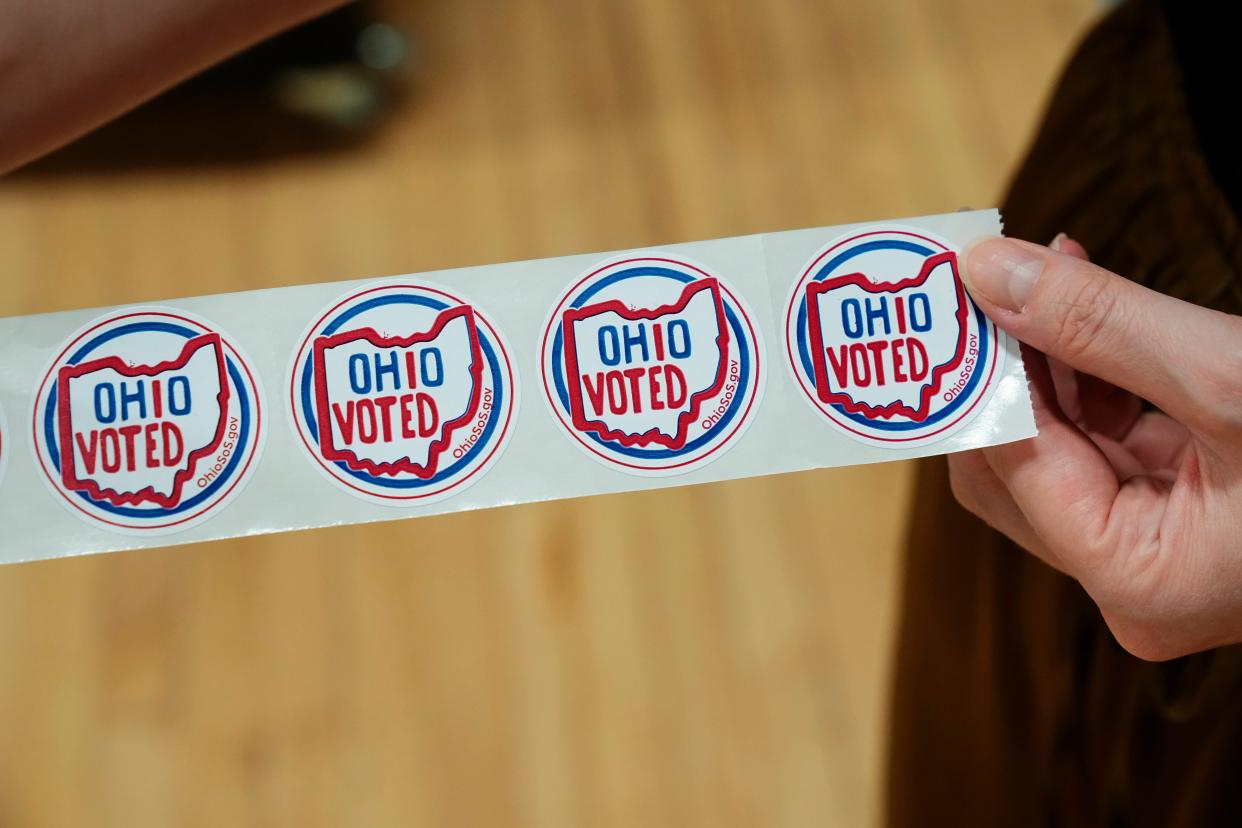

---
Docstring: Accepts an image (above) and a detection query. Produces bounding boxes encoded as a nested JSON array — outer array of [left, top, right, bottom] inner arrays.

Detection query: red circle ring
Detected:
[[782, 229, 1000, 443], [289, 283, 516, 501], [32, 310, 264, 530], [540, 256, 763, 471]]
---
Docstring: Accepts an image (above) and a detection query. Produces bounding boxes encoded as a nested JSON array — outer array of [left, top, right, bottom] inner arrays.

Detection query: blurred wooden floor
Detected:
[[0, 1, 1096, 825]]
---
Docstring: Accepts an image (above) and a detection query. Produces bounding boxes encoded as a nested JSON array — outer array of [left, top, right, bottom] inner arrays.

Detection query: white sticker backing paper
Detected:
[[0, 210, 1034, 563]]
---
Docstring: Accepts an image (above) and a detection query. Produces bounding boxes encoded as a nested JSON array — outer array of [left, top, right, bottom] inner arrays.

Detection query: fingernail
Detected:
[[1050, 232, 1067, 251], [962, 237, 1045, 311]]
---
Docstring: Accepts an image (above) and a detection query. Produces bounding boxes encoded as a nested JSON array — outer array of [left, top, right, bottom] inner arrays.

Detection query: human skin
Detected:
[[950, 234, 1242, 661], [0, 0, 346, 173]]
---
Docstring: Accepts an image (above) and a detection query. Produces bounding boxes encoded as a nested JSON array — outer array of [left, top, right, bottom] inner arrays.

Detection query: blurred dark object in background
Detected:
[[18, 3, 414, 175]]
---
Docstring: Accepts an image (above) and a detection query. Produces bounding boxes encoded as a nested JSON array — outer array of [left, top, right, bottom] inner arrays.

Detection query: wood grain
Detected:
[[0, 1, 1096, 825]]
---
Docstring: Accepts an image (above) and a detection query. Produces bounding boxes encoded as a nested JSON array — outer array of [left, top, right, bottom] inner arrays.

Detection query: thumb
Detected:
[[960, 236, 1240, 431]]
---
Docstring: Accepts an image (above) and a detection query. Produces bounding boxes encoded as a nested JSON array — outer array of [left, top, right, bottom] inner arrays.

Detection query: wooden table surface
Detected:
[[0, 1, 1095, 825]]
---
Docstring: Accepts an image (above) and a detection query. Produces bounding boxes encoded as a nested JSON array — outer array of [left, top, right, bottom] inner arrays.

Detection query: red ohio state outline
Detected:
[[57, 333, 231, 508], [312, 304, 484, 479], [805, 251, 968, 422], [561, 277, 731, 449]]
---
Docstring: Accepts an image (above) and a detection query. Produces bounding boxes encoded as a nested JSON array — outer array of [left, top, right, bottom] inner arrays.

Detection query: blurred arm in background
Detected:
[[0, 0, 347, 173]]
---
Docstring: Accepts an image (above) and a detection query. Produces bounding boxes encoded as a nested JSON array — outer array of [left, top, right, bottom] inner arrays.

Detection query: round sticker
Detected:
[[289, 282, 518, 505], [784, 227, 1003, 446], [540, 254, 765, 476], [32, 308, 266, 534]]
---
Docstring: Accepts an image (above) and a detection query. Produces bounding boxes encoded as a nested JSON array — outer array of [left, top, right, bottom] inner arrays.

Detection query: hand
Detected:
[[948, 234, 1242, 661]]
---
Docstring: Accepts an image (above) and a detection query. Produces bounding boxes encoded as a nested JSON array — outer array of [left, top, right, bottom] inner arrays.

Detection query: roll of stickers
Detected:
[[0, 209, 1033, 563]]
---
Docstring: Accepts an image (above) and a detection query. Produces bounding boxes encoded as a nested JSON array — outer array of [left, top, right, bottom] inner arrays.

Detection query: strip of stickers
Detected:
[[0, 210, 1035, 562]]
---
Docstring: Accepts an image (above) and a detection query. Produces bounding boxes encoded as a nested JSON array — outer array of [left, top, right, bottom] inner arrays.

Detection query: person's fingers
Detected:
[[961, 236, 1242, 434], [947, 450, 1061, 571], [1042, 235, 1147, 446], [1118, 411, 1191, 475], [1040, 361, 1184, 478], [981, 346, 1121, 576], [1049, 231, 1088, 261], [1046, 357, 1143, 441], [1073, 370, 1144, 439]]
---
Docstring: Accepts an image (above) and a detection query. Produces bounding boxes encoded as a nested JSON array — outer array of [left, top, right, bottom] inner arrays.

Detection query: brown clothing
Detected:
[[887, 2, 1242, 825]]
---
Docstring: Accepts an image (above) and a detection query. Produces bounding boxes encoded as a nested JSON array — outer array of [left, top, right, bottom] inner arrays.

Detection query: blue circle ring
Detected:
[[34, 312, 260, 528], [541, 257, 763, 470], [785, 231, 998, 440], [289, 285, 516, 499]]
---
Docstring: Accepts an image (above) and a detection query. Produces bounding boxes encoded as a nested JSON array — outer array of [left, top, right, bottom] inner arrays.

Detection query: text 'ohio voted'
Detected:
[[34, 310, 264, 534], [312, 305, 483, 478], [541, 256, 763, 476], [290, 282, 518, 505], [562, 278, 730, 448], [784, 227, 1001, 446], [805, 252, 968, 422], [59, 334, 231, 507]]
